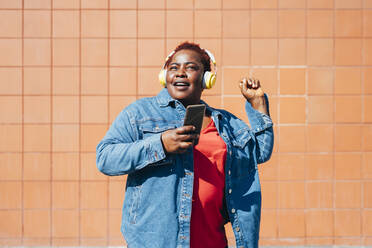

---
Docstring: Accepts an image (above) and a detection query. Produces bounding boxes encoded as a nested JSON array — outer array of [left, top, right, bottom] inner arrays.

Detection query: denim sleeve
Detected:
[[245, 94, 274, 164], [96, 109, 168, 176]]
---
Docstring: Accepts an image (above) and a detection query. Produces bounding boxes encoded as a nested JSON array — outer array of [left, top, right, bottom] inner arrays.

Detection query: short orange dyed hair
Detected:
[[165, 41, 211, 72]]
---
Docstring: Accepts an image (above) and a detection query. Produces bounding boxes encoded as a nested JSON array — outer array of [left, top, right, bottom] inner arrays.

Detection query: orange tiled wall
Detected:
[[0, 0, 372, 247]]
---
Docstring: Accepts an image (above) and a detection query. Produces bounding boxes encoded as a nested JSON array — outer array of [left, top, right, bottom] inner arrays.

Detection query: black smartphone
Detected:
[[183, 104, 206, 135]]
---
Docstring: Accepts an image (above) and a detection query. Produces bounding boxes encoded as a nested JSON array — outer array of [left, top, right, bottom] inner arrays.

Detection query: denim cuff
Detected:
[[245, 94, 273, 133]]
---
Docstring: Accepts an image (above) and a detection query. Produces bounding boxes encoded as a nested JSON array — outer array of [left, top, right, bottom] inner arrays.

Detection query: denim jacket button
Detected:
[[228, 170, 231, 175], [235, 226, 240, 232], [228, 189, 232, 194], [231, 208, 236, 213]]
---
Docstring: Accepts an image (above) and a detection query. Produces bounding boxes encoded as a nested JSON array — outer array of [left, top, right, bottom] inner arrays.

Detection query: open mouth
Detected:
[[173, 81, 190, 89]]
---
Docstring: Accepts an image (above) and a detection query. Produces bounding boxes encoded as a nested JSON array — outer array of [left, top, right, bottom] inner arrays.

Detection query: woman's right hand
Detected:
[[161, 126, 199, 154]]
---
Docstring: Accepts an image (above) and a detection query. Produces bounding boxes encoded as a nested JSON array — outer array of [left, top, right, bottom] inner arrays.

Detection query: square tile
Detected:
[[279, 182, 305, 209], [24, 39, 51, 66], [279, 97, 306, 123], [305, 154, 333, 180], [335, 38, 362, 66], [307, 39, 334, 66], [0, 182, 22, 209], [24, 67, 51, 95], [53, 39, 79, 66], [335, 10, 362, 37], [308, 68, 334, 95], [53, 10, 79, 37], [195, 0, 221, 9], [166, 10, 193, 38], [24, 153, 51, 180], [335, 96, 362, 123], [109, 68, 137, 95], [334, 210, 361, 236], [251, 0, 278, 8], [308, 96, 334, 123], [52, 210, 79, 238], [335, 125, 362, 151], [81, 152, 107, 180], [335, 0, 362, 8], [222, 39, 250, 66], [138, 39, 165, 66], [52, 182, 79, 209], [0, 39, 22, 66], [81, 96, 108, 123], [23, 210, 51, 238], [81, 181, 108, 209], [53, 67, 79, 95], [0, 0, 22, 8], [23, 182, 51, 209], [138, 67, 164, 95], [52, 153, 79, 180], [279, 68, 305, 95], [81, 67, 108, 95], [110, 10, 136, 38], [52, 96, 79, 123], [278, 210, 305, 238], [80, 209, 107, 238], [307, 10, 333, 38], [81, 0, 108, 8], [278, 154, 305, 180], [110, 39, 136, 66], [335, 67, 362, 95], [138, 10, 165, 38], [279, 0, 306, 8], [307, 0, 334, 8], [24, 96, 51, 123], [279, 39, 306, 65], [278, 126, 306, 152], [0, 96, 22, 123], [81, 39, 108, 66], [24, 10, 51, 37], [82, 10, 108, 37], [0, 153, 22, 181], [80, 124, 108, 152], [278, 10, 306, 38], [0, 210, 22, 238], [138, 0, 164, 9], [0, 10, 22, 37], [306, 125, 334, 152], [0, 125, 22, 152], [24, 0, 51, 9], [195, 10, 222, 38], [0, 68, 21, 94], [306, 182, 333, 208], [222, 10, 250, 38], [251, 10, 277, 38], [52, 124, 79, 152], [53, 0, 80, 9], [335, 153, 361, 180], [306, 211, 334, 237], [222, 0, 250, 9]]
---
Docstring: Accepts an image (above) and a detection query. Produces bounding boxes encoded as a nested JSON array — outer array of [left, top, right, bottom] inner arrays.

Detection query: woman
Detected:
[[96, 42, 274, 248]]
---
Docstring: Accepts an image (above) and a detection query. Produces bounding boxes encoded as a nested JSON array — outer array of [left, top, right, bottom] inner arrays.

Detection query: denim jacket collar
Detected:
[[156, 88, 223, 120]]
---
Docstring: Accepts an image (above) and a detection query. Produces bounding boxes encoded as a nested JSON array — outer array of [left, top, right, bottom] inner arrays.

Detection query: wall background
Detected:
[[0, 0, 371, 246]]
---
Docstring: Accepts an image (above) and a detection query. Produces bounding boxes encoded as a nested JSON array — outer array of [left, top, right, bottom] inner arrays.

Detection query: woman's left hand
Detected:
[[239, 77, 269, 115]]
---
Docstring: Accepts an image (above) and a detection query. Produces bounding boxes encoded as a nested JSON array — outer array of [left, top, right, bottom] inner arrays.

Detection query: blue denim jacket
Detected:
[[96, 89, 274, 248]]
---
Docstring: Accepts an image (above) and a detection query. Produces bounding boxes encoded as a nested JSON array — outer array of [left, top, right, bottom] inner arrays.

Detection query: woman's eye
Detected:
[[169, 66, 177, 70], [187, 66, 197, 70]]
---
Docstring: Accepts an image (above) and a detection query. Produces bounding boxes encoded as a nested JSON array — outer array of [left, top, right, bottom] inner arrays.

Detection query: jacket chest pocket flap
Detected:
[[139, 123, 177, 139]]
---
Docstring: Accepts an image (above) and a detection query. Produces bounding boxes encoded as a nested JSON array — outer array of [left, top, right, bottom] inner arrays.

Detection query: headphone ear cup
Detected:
[[203, 71, 216, 89], [159, 69, 167, 87]]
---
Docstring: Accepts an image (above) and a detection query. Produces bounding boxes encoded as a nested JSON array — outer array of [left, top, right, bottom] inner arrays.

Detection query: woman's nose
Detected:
[[176, 68, 186, 77]]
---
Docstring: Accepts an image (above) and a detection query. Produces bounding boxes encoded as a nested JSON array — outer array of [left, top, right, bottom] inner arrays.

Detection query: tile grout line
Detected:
[[49, 0, 53, 245], [360, 2, 365, 244], [78, 0, 82, 245], [21, 0, 25, 245], [106, 0, 110, 245], [332, 0, 336, 244], [276, 0, 280, 240]]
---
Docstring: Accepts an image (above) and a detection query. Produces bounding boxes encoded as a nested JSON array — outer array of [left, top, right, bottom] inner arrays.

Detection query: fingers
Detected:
[[175, 125, 195, 134], [240, 77, 261, 90]]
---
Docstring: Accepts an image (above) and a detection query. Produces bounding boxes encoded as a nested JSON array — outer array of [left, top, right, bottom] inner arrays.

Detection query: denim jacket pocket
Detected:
[[230, 128, 256, 179], [139, 123, 177, 139]]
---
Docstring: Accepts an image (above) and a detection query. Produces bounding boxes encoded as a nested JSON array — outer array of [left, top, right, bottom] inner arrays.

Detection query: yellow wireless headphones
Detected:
[[158, 48, 217, 89]]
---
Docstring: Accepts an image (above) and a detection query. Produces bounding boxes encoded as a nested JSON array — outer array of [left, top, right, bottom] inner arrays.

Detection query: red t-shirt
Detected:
[[190, 120, 227, 248]]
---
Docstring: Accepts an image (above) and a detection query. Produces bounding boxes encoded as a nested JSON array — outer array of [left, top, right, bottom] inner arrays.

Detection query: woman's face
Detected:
[[165, 49, 204, 107]]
